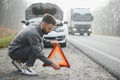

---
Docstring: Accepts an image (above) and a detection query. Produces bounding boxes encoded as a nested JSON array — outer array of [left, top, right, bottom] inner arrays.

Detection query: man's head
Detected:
[[40, 14, 56, 34]]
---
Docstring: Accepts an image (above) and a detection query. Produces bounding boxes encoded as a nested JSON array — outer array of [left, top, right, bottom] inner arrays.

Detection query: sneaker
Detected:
[[12, 61, 23, 72], [21, 67, 38, 76]]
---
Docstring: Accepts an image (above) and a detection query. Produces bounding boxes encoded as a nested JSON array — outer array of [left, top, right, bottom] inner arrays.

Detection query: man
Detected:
[[8, 14, 61, 76]]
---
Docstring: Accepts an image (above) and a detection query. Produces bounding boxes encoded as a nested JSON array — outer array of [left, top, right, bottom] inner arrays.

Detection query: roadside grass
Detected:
[[0, 26, 17, 49], [0, 26, 17, 38], [0, 35, 15, 48]]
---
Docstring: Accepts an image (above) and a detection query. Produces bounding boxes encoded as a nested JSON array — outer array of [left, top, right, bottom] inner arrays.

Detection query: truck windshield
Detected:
[[72, 13, 93, 21]]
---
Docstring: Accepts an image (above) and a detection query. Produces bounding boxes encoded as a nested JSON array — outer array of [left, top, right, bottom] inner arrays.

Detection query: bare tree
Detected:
[[92, 0, 120, 36], [0, 0, 28, 30]]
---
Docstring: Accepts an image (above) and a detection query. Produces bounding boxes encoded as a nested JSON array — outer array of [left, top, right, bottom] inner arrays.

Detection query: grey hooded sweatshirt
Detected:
[[8, 25, 53, 65]]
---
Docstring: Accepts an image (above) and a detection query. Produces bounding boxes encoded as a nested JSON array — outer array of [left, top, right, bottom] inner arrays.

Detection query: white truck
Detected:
[[68, 8, 93, 36]]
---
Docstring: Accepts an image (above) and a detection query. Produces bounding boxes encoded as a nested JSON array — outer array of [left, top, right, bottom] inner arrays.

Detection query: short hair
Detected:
[[42, 14, 56, 25]]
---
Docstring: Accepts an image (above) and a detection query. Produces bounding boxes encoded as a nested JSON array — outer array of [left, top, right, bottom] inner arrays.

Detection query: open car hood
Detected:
[[25, 3, 63, 21]]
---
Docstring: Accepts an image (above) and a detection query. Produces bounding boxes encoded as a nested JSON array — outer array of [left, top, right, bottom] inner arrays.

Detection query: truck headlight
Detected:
[[88, 29, 92, 31], [72, 28, 77, 31]]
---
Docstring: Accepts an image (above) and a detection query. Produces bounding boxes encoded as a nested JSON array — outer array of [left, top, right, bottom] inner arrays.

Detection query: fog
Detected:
[[0, 0, 120, 36]]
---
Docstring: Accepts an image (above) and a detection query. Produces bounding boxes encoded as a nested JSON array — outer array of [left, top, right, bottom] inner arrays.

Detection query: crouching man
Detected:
[[8, 14, 60, 76]]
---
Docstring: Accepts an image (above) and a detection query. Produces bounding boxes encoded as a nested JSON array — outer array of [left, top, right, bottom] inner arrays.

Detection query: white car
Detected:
[[21, 17, 68, 47]]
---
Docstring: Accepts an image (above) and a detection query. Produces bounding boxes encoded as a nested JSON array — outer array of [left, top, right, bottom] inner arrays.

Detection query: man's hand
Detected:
[[50, 40, 59, 46], [51, 62, 61, 70]]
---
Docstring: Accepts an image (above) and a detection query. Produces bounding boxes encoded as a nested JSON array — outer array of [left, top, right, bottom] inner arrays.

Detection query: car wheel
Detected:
[[61, 42, 67, 47], [87, 33, 90, 36]]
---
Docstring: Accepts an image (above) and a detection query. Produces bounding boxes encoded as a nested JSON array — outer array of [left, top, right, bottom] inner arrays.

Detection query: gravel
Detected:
[[0, 43, 117, 80]]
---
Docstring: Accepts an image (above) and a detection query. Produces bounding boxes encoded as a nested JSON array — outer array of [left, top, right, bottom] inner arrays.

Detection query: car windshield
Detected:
[[27, 18, 63, 30], [72, 13, 93, 21], [27, 18, 42, 24]]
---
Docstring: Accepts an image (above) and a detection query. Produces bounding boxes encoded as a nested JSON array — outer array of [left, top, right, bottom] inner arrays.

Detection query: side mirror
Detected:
[[64, 21, 68, 24], [21, 20, 29, 25], [21, 20, 26, 23], [91, 16, 94, 21], [26, 22, 29, 25], [57, 23, 63, 26]]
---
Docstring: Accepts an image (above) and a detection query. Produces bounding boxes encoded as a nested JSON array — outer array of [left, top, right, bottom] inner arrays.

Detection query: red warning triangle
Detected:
[[43, 44, 70, 68]]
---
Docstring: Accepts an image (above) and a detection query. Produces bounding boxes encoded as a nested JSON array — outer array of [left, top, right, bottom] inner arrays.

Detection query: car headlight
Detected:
[[56, 29, 64, 32]]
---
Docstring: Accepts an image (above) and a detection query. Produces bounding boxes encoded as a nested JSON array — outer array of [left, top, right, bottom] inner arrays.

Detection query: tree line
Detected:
[[92, 0, 120, 36], [0, 0, 28, 29]]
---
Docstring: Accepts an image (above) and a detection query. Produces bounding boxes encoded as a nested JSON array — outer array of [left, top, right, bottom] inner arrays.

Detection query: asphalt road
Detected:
[[0, 42, 117, 80], [68, 34, 120, 79]]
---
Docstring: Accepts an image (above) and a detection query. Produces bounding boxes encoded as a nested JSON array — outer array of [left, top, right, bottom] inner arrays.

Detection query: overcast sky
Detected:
[[26, 0, 110, 11], [25, 0, 111, 20]]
